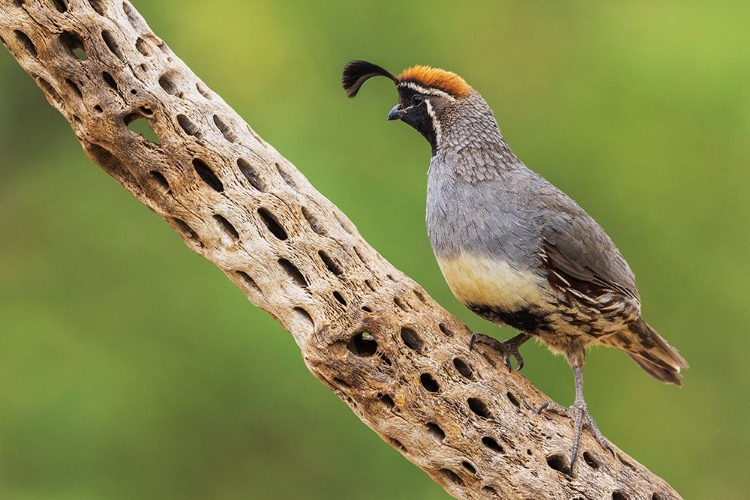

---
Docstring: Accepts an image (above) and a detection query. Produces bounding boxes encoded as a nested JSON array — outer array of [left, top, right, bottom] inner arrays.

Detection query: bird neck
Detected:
[[435, 93, 524, 181]]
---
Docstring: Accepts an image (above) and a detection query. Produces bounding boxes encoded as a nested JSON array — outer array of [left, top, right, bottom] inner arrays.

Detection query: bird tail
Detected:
[[614, 317, 688, 386]]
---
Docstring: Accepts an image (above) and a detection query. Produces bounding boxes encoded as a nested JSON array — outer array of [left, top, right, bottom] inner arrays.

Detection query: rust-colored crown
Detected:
[[397, 65, 472, 98]]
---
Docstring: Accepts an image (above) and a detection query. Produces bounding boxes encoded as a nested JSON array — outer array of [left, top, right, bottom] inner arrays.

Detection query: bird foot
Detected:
[[537, 400, 614, 473], [469, 332, 530, 371]]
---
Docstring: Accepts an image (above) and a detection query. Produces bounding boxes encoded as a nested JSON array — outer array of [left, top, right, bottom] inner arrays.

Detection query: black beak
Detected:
[[387, 104, 403, 121]]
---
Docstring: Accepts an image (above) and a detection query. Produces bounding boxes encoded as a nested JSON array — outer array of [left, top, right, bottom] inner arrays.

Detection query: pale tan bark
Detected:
[[0, 1, 681, 498]]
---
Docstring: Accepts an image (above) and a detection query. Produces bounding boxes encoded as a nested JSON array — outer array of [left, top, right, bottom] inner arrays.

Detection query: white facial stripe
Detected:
[[425, 100, 441, 149], [398, 82, 456, 101]]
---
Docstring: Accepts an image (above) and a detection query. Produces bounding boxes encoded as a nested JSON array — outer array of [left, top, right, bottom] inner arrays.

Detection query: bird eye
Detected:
[[412, 95, 425, 106]]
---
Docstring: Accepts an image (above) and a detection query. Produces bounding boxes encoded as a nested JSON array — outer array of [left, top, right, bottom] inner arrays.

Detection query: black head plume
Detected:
[[342, 60, 397, 98]]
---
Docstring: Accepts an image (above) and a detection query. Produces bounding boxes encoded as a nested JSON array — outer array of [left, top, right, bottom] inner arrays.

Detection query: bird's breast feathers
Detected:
[[436, 252, 549, 312]]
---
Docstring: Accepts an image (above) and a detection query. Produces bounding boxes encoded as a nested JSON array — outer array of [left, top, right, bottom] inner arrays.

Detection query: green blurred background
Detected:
[[1, 1, 748, 498]]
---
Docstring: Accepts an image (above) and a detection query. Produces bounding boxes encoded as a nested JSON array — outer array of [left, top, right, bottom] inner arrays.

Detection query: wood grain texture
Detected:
[[0, 1, 681, 498]]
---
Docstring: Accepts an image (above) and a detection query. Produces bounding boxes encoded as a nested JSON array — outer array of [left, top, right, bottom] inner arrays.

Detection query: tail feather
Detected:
[[615, 317, 688, 386]]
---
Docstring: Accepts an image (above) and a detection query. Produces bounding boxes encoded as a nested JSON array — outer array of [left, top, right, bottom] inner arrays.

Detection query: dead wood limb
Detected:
[[0, 1, 681, 498]]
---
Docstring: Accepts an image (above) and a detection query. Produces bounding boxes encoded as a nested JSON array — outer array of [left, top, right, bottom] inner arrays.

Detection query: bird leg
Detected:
[[537, 365, 614, 472], [469, 332, 531, 371]]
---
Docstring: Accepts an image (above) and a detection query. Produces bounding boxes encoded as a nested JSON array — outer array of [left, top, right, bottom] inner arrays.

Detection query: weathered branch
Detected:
[[0, 1, 680, 498]]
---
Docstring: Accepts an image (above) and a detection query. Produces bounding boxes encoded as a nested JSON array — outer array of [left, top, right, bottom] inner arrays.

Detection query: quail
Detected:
[[342, 60, 688, 471]]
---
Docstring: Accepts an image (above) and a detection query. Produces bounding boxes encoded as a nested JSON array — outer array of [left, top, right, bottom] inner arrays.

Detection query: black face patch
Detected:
[[395, 86, 438, 153]]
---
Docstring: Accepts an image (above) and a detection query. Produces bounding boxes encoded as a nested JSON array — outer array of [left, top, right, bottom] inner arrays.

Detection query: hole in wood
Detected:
[[426, 422, 445, 442], [149, 170, 169, 191], [48, 0, 67, 13], [400, 327, 423, 353], [332, 377, 350, 389], [364, 280, 376, 292], [214, 215, 239, 241], [178, 114, 199, 137], [213, 115, 237, 143], [236, 158, 267, 192], [438, 323, 454, 336], [378, 393, 394, 408], [64, 78, 82, 98], [158, 72, 178, 96], [332, 291, 347, 306], [14, 30, 37, 57], [318, 250, 342, 276], [361, 305, 372, 313], [481, 436, 504, 454], [420, 373, 439, 392], [275, 162, 297, 188], [468, 398, 492, 419], [453, 357, 473, 379], [94, 105, 103, 113], [278, 259, 307, 288], [651, 494, 667, 500], [122, 1, 146, 31], [88, 0, 105, 15], [482, 486, 499, 497], [546, 454, 569, 475], [506, 391, 520, 407], [124, 115, 160, 144], [292, 307, 314, 333], [257, 208, 287, 240], [135, 37, 150, 56], [192, 158, 224, 191], [612, 492, 629, 500], [413, 289, 427, 303], [302, 207, 326, 235], [386, 436, 406, 453], [101, 30, 123, 60], [172, 218, 203, 247], [394, 297, 408, 311], [196, 82, 212, 99], [60, 31, 86, 60], [87, 144, 135, 186], [234, 271, 261, 293], [35, 77, 62, 106], [461, 461, 476, 474], [439, 469, 464, 487], [102, 71, 118, 90], [348, 331, 376, 357], [583, 451, 599, 469]]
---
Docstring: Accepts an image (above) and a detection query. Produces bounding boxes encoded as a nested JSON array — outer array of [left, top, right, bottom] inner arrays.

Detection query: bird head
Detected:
[[342, 60, 473, 153]]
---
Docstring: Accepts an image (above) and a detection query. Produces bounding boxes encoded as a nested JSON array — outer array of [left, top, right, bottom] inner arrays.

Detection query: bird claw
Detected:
[[469, 332, 528, 372], [536, 399, 614, 472]]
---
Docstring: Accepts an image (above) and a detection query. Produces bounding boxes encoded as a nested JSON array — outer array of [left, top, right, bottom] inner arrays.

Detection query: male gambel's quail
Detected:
[[342, 60, 688, 471]]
